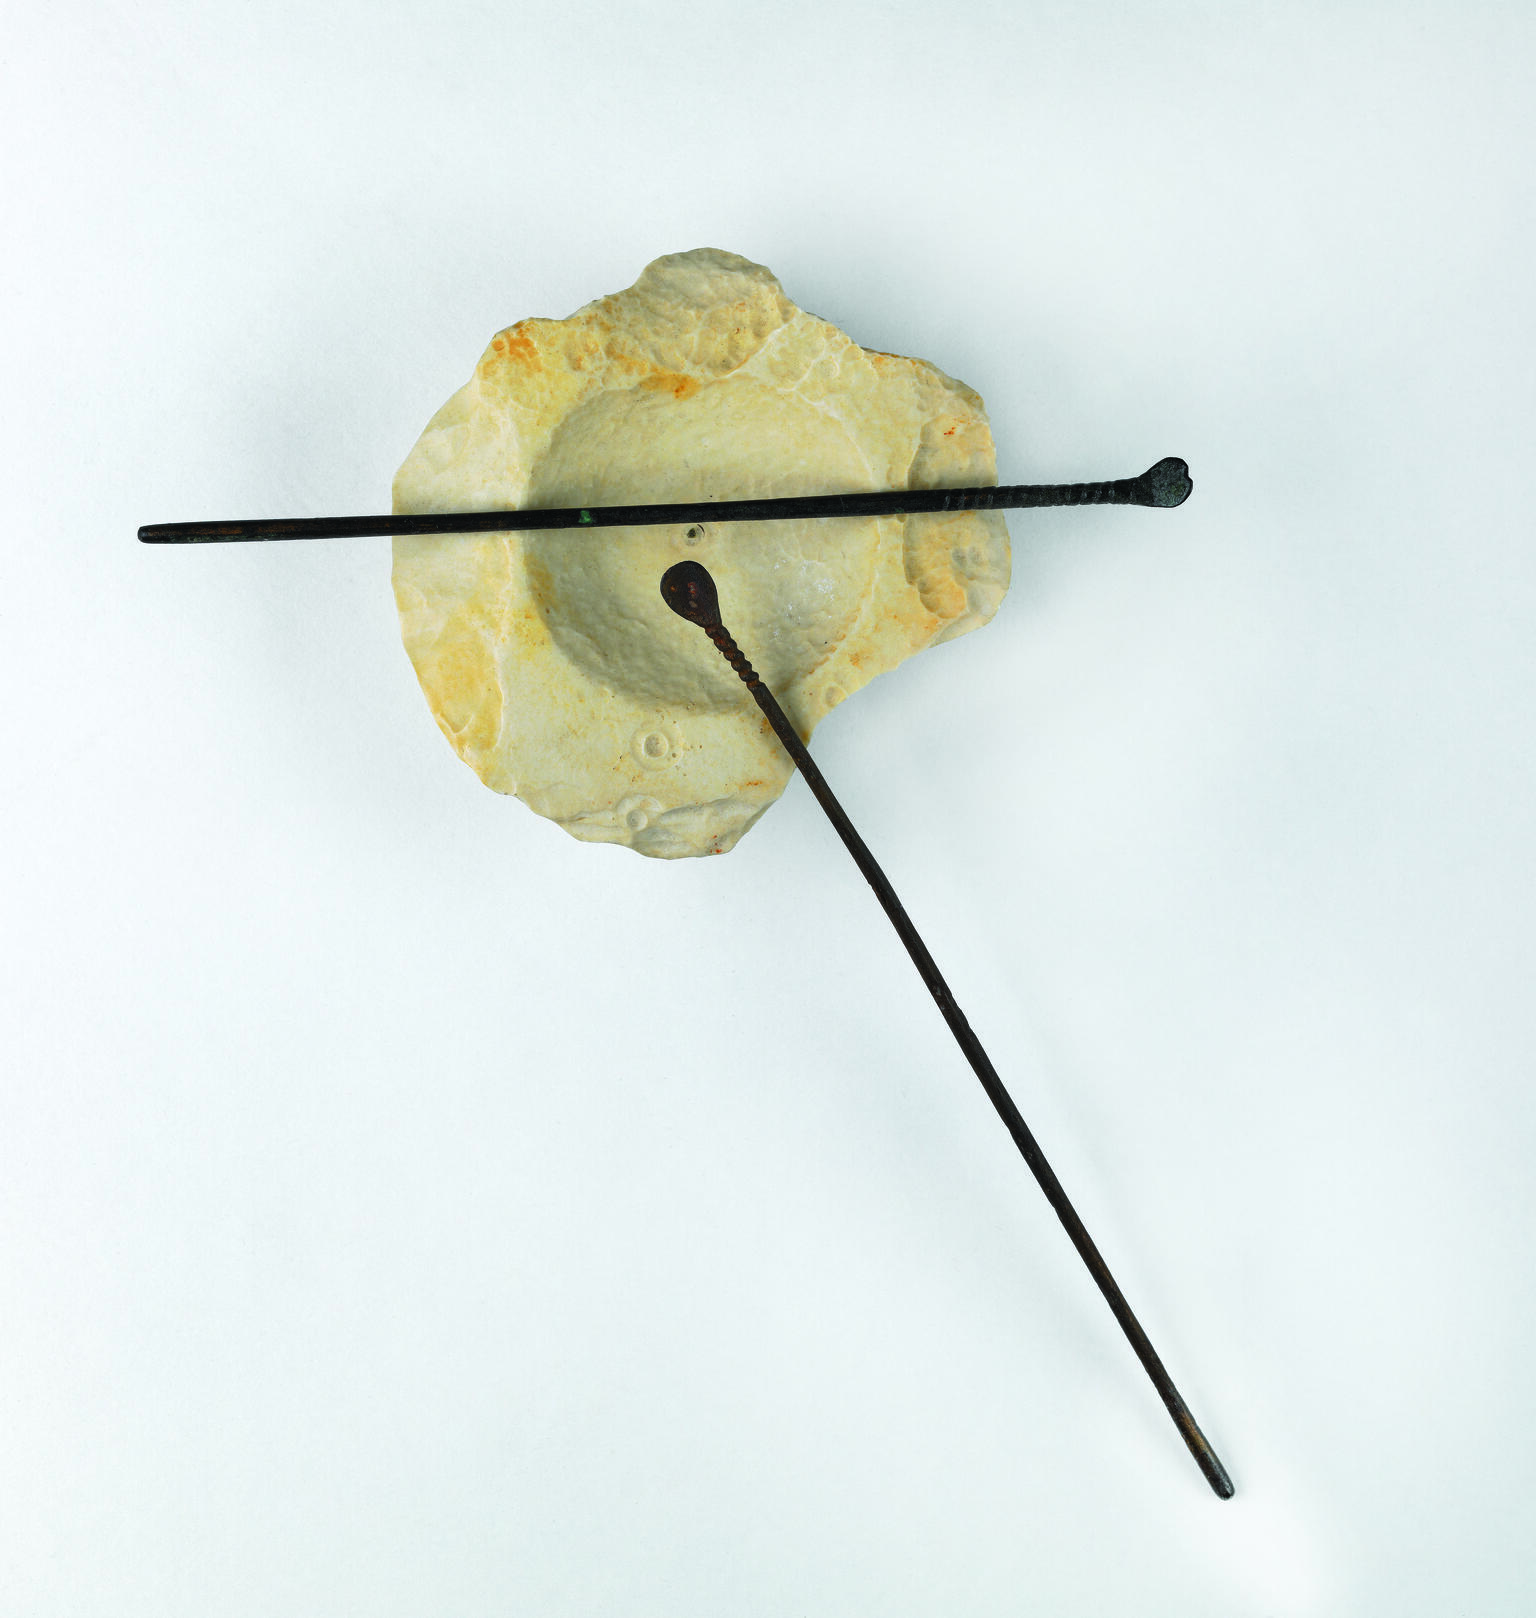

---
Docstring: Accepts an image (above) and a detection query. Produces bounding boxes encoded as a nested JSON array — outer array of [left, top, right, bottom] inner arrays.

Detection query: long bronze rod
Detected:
[[137, 458, 1190, 544], [659, 557, 1233, 1500]]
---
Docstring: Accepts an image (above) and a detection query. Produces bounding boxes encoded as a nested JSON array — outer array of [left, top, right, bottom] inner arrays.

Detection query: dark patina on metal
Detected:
[[661, 555, 1234, 1502], [137, 458, 1190, 545]]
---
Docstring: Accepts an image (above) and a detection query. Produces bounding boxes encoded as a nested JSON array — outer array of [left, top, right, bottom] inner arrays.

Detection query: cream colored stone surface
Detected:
[[392, 249, 1010, 858]]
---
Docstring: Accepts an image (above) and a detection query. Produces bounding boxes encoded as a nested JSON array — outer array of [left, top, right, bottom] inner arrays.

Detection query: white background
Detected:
[[4, 3, 1534, 1613]]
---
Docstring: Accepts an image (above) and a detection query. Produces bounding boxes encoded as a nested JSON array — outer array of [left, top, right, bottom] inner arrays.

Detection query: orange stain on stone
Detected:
[[490, 322, 543, 371], [640, 371, 700, 400]]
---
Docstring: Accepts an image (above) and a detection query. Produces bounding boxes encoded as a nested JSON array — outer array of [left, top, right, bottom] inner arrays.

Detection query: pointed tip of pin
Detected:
[[1206, 1457, 1236, 1500], [660, 559, 722, 627], [1191, 1439, 1235, 1499]]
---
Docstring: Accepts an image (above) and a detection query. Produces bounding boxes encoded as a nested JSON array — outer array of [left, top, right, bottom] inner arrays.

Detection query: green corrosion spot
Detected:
[[578, 509, 594, 526]]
